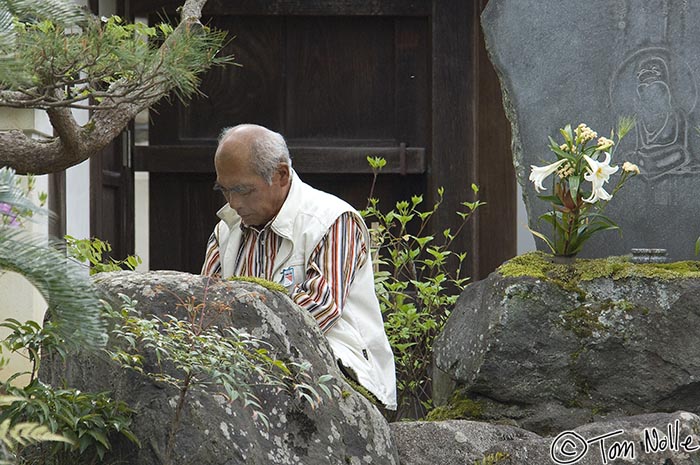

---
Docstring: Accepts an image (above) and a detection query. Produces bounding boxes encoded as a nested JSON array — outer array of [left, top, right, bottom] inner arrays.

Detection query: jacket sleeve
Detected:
[[201, 227, 222, 277], [291, 212, 368, 333]]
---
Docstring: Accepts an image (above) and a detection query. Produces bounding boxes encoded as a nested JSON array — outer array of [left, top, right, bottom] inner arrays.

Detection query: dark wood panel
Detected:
[[395, 18, 429, 146], [179, 16, 284, 141], [303, 173, 425, 215], [131, 0, 430, 17], [149, 173, 223, 273], [90, 129, 135, 259], [430, 0, 479, 279], [134, 145, 426, 174], [284, 16, 395, 139]]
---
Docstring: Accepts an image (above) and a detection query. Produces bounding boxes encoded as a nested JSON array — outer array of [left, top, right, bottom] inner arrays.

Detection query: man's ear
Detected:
[[277, 163, 291, 187]]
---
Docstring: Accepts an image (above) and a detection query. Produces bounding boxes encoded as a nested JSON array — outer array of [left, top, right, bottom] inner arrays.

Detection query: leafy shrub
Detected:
[[362, 156, 484, 420], [0, 382, 137, 464], [65, 236, 141, 274]]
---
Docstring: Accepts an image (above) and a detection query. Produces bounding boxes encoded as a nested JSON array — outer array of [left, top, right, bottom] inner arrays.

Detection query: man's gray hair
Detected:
[[218, 124, 292, 184]]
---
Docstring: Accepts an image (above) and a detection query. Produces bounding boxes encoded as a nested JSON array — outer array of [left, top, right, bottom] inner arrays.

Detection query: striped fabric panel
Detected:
[[201, 231, 222, 277], [233, 227, 284, 281], [292, 212, 367, 333]]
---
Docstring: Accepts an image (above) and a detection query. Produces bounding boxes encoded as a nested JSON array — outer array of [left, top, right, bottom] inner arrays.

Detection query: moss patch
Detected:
[[425, 396, 484, 421], [474, 452, 510, 465], [343, 376, 379, 407], [498, 251, 700, 285], [228, 275, 288, 294], [561, 305, 605, 339]]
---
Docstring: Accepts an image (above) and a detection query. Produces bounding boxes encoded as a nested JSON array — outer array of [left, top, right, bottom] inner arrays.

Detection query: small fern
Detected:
[[0, 419, 72, 449]]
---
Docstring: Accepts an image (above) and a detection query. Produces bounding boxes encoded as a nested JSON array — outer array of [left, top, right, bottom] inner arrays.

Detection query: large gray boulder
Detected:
[[482, 0, 700, 260], [433, 253, 700, 434], [42, 271, 399, 465]]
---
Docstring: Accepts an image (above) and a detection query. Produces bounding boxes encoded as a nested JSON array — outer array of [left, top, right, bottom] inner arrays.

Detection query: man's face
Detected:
[[214, 144, 290, 228]]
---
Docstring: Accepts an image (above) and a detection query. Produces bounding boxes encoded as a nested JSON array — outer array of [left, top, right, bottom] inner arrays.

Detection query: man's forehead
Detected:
[[215, 177, 256, 190]]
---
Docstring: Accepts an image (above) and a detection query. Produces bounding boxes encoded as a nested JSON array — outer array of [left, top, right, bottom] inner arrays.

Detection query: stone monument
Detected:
[[482, 0, 700, 260]]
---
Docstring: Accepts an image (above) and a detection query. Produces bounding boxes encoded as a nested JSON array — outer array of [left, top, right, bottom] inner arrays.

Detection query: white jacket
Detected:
[[212, 170, 397, 409]]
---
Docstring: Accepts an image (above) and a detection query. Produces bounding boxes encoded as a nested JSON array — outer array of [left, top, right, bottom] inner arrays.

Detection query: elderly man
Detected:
[[202, 124, 397, 410]]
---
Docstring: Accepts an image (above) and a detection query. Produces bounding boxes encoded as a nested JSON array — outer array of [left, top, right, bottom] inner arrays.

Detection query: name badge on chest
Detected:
[[281, 267, 295, 287]]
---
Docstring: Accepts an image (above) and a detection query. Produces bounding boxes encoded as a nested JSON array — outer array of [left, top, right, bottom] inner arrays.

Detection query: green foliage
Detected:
[[0, 319, 65, 385], [65, 236, 141, 275], [0, 1, 233, 109], [105, 290, 333, 465], [0, 227, 107, 348], [362, 156, 484, 420], [0, 392, 74, 465], [0, 382, 137, 464], [0, 168, 46, 227]]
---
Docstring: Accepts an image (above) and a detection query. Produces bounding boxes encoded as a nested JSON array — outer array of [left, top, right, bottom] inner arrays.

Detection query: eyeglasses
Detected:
[[213, 183, 255, 199]]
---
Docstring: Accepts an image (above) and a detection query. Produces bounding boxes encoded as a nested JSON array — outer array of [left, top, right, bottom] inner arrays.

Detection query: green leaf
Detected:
[[86, 430, 110, 449], [526, 225, 555, 253], [537, 194, 564, 206], [367, 156, 386, 170]]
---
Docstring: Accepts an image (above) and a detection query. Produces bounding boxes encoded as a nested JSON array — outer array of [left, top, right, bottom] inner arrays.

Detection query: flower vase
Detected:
[[552, 254, 577, 265]]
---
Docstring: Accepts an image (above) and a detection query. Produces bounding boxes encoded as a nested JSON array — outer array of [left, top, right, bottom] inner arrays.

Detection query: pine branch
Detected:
[[0, 0, 231, 175]]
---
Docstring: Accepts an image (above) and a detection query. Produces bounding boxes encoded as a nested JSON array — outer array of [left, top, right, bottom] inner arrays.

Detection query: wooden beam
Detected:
[[131, 0, 430, 17], [430, 0, 479, 279], [134, 145, 426, 174]]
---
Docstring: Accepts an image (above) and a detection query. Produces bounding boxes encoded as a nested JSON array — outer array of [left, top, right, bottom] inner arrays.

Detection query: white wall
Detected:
[[0, 144, 50, 384], [134, 171, 150, 271], [65, 107, 91, 241], [516, 184, 536, 255]]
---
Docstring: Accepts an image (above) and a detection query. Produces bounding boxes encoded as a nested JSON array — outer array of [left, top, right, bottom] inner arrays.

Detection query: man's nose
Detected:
[[227, 193, 242, 210]]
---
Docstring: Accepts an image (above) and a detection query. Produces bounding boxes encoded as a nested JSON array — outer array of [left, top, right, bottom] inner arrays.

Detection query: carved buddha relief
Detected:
[[611, 47, 699, 180]]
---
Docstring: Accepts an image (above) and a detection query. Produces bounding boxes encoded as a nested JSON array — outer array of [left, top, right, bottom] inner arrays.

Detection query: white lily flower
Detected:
[[583, 152, 618, 203], [530, 159, 568, 192]]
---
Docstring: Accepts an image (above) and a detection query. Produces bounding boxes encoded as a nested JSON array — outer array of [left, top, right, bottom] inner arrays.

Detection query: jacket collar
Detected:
[[216, 169, 301, 241]]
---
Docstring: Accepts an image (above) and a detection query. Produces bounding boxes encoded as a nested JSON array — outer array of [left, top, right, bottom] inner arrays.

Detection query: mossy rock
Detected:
[[498, 251, 700, 285], [435, 256, 700, 434], [228, 275, 288, 294], [425, 395, 484, 421]]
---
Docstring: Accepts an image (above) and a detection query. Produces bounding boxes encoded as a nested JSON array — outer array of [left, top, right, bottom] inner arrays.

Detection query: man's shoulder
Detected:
[[292, 175, 356, 217]]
